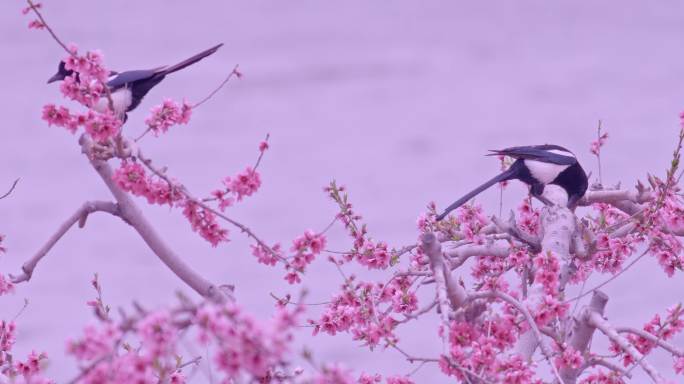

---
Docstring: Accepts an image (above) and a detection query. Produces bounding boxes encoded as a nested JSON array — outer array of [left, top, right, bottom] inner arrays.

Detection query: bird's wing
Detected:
[[106, 69, 159, 91], [488, 145, 577, 165]]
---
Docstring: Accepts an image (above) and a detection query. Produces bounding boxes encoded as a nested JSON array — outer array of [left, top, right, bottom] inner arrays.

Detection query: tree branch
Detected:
[[10, 200, 119, 284], [615, 327, 684, 357], [589, 311, 664, 383], [422, 233, 451, 346], [559, 290, 609, 384], [580, 357, 633, 379], [80, 135, 227, 302]]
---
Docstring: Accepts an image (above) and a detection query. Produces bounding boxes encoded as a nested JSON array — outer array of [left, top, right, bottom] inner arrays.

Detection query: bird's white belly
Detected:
[[524, 159, 569, 184], [92, 88, 132, 115]]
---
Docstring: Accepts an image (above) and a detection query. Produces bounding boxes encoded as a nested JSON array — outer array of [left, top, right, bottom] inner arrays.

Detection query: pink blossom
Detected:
[[518, 198, 541, 235], [0, 274, 14, 296], [28, 20, 45, 29], [675, 357, 684, 374], [1, 320, 16, 354], [182, 201, 228, 246], [137, 310, 176, 357], [590, 131, 609, 155], [59, 75, 105, 107], [21, 3, 41, 15], [356, 240, 392, 269], [14, 350, 49, 378], [252, 243, 282, 266], [555, 346, 583, 369], [41, 104, 78, 133], [63, 46, 108, 83], [285, 230, 327, 281], [82, 110, 121, 142], [144, 99, 192, 136], [224, 167, 261, 201], [66, 323, 120, 361], [113, 161, 148, 195], [496, 354, 536, 384]]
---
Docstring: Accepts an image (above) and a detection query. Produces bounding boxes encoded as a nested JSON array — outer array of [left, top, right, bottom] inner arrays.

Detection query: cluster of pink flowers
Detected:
[[0, 319, 52, 383], [252, 242, 283, 266], [312, 278, 400, 349], [112, 161, 183, 206], [63, 45, 108, 83], [195, 301, 303, 379], [533, 251, 560, 296], [113, 162, 230, 246], [67, 314, 187, 383], [42, 104, 121, 142], [182, 201, 228, 246], [554, 345, 583, 369], [593, 233, 638, 274], [250, 230, 327, 284], [517, 198, 541, 235], [438, 315, 535, 382], [383, 276, 418, 314], [0, 273, 14, 296], [611, 304, 683, 367], [55, 44, 110, 108], [0, 320, 16, 365], [456, 203, 490, 243], [144, 98, 192, 136], [222, 167, 262, 202], [284, 230, 327, 284]]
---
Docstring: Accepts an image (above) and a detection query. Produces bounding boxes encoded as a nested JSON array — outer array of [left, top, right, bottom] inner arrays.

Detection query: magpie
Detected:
[[47, 43, 223, 118], [436, 144, 588, 221]]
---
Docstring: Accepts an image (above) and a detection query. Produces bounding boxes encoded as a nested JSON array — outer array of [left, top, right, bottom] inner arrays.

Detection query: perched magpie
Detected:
[[47, 43, 223, 118], [436, 144, 588, 221]]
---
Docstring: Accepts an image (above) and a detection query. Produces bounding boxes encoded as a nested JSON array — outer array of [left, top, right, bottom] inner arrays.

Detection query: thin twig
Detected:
[[26, 0, 73, 55], [193, 64, 240, 109], [0, 178, 19, 200], [253, 133, 270, 171]]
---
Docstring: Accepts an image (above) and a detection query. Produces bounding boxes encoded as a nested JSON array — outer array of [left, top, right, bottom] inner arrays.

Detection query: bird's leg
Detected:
[[530, 183, 554, 206], [567, 194, 580, 210]]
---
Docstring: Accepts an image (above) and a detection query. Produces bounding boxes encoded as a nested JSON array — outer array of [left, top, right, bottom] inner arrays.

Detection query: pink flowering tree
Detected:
[[3, 1, 684, 384]]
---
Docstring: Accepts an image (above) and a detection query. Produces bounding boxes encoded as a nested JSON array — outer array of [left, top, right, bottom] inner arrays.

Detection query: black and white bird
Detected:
[[47, 43, 223, 119], [436, 144, 588, 221]]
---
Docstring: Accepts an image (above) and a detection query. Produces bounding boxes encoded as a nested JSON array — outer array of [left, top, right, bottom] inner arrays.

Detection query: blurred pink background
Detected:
[[2, 1, 684, 381]]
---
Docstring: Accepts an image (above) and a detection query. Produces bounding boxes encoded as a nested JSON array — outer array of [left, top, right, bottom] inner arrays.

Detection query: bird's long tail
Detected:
[[156, 43, 224, 76], [436, 162, 521, 221]]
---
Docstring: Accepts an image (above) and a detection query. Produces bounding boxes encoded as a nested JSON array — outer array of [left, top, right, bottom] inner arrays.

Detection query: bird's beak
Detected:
[[47, 73, 61, 84]]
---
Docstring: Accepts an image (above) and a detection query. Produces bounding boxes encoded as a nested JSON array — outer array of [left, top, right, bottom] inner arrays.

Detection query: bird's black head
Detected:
[[47, 61, 73, 84]]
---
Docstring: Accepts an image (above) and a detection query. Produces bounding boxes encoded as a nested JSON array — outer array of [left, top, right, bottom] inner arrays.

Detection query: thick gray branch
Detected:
[[80, 135, 226, 303], [558, 291, 608, 384]]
